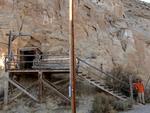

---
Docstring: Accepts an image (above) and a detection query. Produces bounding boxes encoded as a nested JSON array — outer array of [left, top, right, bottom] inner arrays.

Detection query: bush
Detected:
[[91, 93, 133, 113], [92, 93, 116, 113], [105, 66, 139, 97], [113, 99, 132, 111], [145, 88, 150, 103]]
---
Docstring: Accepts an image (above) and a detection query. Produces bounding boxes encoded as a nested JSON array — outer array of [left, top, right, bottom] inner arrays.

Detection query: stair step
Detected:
[[113, 91, 120, 93], [118, 94, 123, 96], [94, 81, 100, 84], [121, 96, 128, 98], [113, 92, 127, 98], [104, 86, 110, 89], [82, 74, 87, 76], [99, 84, 105, 86], [108, 89, 113, 91], [90, 79, 95, 81], [86, 77, 91, 79], [117, 93, 123, 96]]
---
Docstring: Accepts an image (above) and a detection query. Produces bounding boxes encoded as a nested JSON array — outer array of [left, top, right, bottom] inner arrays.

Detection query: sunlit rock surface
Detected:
[[0, 0, 150, 79]]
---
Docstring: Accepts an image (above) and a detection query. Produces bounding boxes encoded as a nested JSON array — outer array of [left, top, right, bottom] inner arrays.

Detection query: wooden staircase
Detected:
[[27, 54, 130, 101], [78, 74, 128, 101], [77, 58, 129, 101], [33, 56, 129, 101]]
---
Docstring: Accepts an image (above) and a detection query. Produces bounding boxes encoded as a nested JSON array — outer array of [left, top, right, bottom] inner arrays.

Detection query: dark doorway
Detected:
[[20, 50, 35, 69], [21, 50, 35, 69], [19, 47, 42, 70]]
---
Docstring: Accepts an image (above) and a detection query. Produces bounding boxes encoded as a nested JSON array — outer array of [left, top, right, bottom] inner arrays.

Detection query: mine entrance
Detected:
[[19, 47, 41, 69]]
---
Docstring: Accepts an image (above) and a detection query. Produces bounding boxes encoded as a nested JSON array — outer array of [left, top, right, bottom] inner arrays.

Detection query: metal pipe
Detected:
[[69, 0, 76, 113]]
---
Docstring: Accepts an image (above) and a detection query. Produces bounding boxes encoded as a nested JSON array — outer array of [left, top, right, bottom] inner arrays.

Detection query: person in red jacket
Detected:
[[136, 79, 145, 104]]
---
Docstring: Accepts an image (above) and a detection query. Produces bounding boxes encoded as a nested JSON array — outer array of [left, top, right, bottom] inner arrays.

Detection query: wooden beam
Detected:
[[9, 81, 38, 103], [8, 70, 70, 73], [53, 79, 68, 85], [38, 71, 43, 103], [59, 82, 69, 91], [42, 79, 70, 102], [8, 79, 38, 102]]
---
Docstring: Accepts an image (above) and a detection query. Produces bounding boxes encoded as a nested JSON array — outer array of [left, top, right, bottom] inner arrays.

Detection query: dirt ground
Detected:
[[0, 75, 95, 113], [119, 104, 150, 113], [0, 95, 93, 113]]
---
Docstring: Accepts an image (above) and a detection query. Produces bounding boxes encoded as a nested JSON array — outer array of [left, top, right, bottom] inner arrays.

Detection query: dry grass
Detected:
[[91, 93, 116, 113], [92, 93, 132, 113]]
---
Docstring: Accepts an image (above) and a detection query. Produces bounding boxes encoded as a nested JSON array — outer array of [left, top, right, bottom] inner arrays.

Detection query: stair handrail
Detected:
[[77, 57, 129, 86]]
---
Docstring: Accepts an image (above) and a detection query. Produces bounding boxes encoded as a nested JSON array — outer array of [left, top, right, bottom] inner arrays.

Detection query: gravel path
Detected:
[[120, 104, 150, 113]]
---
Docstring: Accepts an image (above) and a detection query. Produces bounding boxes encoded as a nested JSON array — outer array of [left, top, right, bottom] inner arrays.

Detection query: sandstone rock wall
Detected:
[[0, 0, 150, 80]]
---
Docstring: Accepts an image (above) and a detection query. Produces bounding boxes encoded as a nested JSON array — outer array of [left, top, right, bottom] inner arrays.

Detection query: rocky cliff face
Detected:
[[0, 0, 150, 80]]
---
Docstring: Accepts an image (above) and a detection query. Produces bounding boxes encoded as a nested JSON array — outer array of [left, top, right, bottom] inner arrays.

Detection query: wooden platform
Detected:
[[7, 69, 70, 73]]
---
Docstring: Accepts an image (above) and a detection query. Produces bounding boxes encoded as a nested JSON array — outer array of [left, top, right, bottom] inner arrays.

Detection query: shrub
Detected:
[[105, 66, 139, 97], [145, 88, 150, 103], [91, 93, 116, 113], [113, 99, 132, 111], [91, 93, 133, 113]]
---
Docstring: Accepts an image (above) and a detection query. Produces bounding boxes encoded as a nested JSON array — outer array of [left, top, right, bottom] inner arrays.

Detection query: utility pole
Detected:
[[69, 0, 76, 113]]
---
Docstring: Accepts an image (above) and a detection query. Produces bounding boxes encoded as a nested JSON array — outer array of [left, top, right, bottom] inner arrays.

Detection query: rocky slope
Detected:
[[0, 0, 150, 80]]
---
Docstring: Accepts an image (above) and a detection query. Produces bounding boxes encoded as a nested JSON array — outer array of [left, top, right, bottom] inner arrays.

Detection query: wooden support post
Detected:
[[38, 71, 43, 103], [3, 72, 9, 110], [10, 73, 14, 94], [129, 75, 134, 105]]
